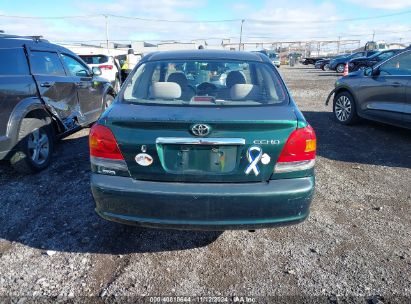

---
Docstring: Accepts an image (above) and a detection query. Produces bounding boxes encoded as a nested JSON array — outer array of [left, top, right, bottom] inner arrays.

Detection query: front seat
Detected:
[[226, 70, 246, 88], [167, 72, 195, 101], [218, 71, 247, 100]]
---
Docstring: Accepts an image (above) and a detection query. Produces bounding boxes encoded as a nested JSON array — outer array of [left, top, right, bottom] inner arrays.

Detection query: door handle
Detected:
[[40, 82, 52, 88], [76, 82, 87, 88], [391, 82, 403, 87]]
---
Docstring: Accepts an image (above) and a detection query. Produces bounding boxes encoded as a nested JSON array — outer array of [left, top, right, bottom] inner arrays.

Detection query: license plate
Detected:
[[162, 145, 238, 174]]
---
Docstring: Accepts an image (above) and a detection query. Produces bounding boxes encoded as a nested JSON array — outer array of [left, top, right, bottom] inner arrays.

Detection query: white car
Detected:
[[79, 54, 121, 92]]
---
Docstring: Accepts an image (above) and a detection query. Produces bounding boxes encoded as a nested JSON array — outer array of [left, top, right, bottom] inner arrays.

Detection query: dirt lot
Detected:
[[0, 65, 410, 303]]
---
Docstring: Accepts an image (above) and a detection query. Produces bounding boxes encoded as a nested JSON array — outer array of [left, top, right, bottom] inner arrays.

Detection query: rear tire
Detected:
[[333, 92, 358, 125], [322, 64, 329, 71], [336, 64, 345, 73], [10, 117, 53, 173]]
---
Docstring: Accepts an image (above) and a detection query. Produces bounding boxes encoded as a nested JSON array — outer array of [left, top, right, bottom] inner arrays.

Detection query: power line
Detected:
[[0, 14, 100, 19], [247, 10, 411, 24], [245, 28, 411, 40], [107, 14, 241, 23], [0, 10, 411, 24]]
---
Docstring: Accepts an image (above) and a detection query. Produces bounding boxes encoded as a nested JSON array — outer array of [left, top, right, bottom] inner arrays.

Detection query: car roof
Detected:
[[142, 50, 267, 63], [0, 35, 79, 58]]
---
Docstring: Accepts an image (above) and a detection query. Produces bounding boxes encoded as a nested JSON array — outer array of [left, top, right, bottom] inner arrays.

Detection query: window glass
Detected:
[[79, 55, 108, 64], [379, 51, 411, 76], [30, 51, 65, 76], [376, 51, 394, 61], [61, 54, 90, 77], [351, 52, 364, 59], [0, 48, 29, 75], [122, 60, 287, 106]]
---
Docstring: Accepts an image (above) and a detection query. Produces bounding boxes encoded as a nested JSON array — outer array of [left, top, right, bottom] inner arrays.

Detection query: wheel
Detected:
[[103, 94, 115, 110], [10, 117, 53, 173], [114, 77, 120, 93], [357, 65, 367, 71], [333, 92, 358, 125], [322, 64, 329, 71], [336, 64, 345, 73]]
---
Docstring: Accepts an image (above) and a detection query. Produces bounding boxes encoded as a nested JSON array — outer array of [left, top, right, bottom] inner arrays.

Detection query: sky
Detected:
[[1, 0, 411, 49]]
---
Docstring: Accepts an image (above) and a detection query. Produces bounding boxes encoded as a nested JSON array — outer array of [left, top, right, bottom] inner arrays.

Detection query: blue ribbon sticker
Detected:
[[245, 146, 263, 176]]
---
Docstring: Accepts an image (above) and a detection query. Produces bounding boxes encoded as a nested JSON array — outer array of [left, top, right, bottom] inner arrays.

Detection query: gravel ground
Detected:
[[0, 65, 410, 303]]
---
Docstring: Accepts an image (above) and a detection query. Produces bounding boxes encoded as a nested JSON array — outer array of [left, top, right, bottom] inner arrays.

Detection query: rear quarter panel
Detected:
[[0, 75, 38, 137]]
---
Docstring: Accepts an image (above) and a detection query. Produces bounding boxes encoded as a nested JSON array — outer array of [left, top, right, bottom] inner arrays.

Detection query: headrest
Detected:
[[150, 82, 181, 100], [167, 72, 188, 87], [230, 84, 260, 101], [226, 71, 246, 88]]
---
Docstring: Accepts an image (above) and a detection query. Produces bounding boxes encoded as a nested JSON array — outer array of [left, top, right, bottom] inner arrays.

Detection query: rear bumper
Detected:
[[91, 174, 315, 231]]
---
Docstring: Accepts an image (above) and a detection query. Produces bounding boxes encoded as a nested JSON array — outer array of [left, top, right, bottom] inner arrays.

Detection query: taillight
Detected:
[[274, 125, 316, 173], [89, 124, 128, 176], [90, 124, 123, 160], [98, 65, 113, 70]]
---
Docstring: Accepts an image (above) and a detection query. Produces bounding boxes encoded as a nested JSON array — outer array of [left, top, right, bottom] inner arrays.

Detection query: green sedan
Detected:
[[89, 50, 316, 230]]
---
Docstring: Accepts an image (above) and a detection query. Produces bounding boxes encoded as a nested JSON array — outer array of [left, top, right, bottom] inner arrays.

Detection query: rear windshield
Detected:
[[0, 48, 29, 75], [122, 60, 288, 106], [268, 53, 279, 60], [79, 55, 108, 64]]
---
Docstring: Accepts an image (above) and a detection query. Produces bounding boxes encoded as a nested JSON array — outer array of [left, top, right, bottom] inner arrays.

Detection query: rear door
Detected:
[[27, 49, 80, 127], [357, 51, 411, 125], [403, 80, 411, 127]]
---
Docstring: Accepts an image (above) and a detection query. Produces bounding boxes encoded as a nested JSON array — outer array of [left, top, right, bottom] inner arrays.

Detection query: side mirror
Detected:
[[364, 67, 373, 76], [364, 67, 379, 77], [92, 67, 102, 76]]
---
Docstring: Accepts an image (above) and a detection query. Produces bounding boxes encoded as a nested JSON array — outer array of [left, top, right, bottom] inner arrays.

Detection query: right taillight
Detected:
[[274, 125, 316, 173], [89, 124, 128, 176]]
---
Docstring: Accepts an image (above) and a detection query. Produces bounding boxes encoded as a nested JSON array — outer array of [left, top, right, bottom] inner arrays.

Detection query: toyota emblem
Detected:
[[191, 124, 210, 137]]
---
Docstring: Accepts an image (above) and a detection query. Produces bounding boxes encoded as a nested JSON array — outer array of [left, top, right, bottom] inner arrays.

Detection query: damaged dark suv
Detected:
[[0, 34, 115, 173]]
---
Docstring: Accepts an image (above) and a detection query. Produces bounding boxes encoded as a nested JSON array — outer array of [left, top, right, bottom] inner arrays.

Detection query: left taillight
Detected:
[[89, 124, 128, 176], [274, 125, 316, 173]]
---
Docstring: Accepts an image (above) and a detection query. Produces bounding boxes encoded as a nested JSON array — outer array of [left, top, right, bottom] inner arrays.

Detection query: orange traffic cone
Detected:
[[343, 62, 349, 76]]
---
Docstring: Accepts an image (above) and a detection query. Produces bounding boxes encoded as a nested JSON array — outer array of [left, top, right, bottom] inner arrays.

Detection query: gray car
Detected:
[[326, 49, 411, 129], [0, 34, 116, 173]]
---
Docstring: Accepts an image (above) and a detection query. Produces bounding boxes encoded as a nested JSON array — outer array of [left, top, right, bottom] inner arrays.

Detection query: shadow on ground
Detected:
[[0, 132, 221, 255], [304, 111, 411, 169]]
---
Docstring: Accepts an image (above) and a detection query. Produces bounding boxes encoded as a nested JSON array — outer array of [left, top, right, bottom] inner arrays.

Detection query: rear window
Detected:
[[122, 60, 288, 106], [0, 48, 29, 75], [268, 53, 279, 60], [30, 51, 66, 76], [80, 55, 108, 64]]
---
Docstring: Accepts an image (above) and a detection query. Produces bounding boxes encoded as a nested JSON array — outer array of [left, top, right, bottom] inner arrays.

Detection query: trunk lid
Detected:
[[105, 103, 297, 182]]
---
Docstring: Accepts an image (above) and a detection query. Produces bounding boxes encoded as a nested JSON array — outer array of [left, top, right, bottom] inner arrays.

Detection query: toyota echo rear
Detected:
[[89, 50, 316, 230]]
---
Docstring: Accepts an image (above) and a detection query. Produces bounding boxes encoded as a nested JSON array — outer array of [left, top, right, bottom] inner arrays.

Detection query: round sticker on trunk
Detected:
[[261, 153, 271, 165], [135, 153, 153, 166]]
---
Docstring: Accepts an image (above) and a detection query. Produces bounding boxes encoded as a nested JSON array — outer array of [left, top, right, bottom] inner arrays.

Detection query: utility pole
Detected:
[[372, 30, 375, 41], [104, 14, 110, 53], [337, 36, 341, 55], [239, 19, 245, 51]]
